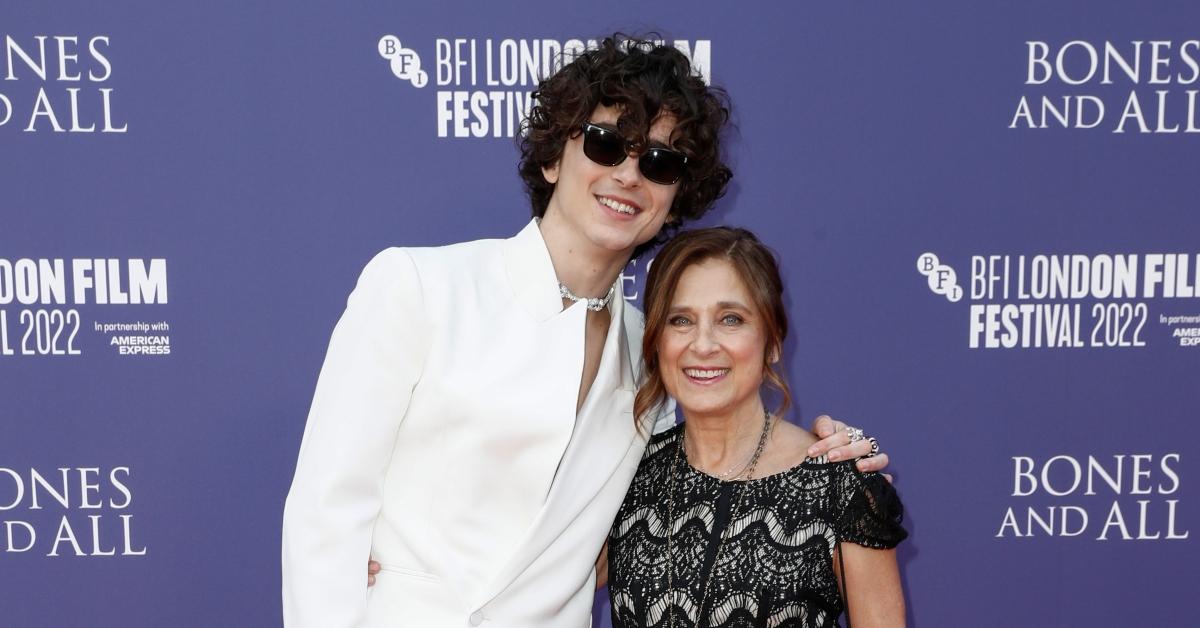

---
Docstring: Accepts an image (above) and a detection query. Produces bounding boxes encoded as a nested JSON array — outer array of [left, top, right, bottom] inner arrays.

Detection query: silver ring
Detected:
[[845, 427, 864, 444], [866, 436, 880, 457]]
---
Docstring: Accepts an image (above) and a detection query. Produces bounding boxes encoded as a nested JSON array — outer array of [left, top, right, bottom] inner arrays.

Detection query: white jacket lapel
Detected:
[[473, 294, 643, 606]]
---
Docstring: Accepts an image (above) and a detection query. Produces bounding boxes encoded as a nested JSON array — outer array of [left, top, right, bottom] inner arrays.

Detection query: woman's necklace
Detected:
[[686, 423, 762, 481], [664, 409, 773, 628]]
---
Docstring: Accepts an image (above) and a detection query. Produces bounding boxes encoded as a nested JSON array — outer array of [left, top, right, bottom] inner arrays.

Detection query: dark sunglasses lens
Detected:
[[582, 126, 626, 166], [639, 149, 686, 185]]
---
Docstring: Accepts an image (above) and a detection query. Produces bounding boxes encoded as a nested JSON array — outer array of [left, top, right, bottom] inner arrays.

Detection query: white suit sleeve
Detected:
[[281, 248, 431, 627]]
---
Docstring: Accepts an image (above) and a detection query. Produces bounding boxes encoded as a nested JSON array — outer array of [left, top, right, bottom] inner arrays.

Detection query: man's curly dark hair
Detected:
[[518, 34, 733, 258]]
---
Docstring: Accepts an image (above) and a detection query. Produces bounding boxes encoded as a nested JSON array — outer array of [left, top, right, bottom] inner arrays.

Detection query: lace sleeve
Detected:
[[832, 463, 908, 549]]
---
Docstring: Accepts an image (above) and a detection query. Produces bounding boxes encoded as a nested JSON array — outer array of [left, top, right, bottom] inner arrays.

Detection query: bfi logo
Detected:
[[378, 35, 428, 88], [917, 252, 963, 302]]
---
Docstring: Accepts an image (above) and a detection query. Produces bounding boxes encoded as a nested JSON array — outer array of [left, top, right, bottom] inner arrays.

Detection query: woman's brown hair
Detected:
[[634, 227, 793, 426]]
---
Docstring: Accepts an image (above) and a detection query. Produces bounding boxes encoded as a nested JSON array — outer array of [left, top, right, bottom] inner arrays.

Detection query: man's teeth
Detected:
[[685, 368, 729, 379], [599, 197, 637, 214]]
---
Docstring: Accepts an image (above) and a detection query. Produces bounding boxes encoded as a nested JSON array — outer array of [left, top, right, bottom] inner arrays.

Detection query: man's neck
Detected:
[[537, 212, 631, 300]]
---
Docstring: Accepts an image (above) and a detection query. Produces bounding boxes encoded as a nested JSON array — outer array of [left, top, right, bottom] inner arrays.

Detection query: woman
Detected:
[[605, 227, 906, 627], [289, 35, 890, 628]]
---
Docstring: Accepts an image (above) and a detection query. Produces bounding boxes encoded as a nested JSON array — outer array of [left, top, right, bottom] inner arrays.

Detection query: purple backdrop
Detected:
[[1, 1, 1196, 626]]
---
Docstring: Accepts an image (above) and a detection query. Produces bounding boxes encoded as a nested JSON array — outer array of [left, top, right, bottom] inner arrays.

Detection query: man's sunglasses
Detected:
[[580, 122, 689, 185]]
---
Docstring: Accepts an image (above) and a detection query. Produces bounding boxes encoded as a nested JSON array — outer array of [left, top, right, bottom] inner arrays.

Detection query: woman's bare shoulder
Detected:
[[757, 418, 818, 476]]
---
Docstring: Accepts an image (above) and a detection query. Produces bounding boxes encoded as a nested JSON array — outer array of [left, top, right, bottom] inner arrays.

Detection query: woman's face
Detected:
[[541, 104, 679, 258], [657, 258, 768, 422]]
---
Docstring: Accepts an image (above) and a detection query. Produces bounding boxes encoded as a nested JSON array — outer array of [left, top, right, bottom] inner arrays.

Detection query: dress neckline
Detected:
[[666, 424, 832, 485]]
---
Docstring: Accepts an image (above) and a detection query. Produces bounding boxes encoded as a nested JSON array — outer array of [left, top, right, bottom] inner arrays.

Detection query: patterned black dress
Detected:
[[608, 424, 906, 628]]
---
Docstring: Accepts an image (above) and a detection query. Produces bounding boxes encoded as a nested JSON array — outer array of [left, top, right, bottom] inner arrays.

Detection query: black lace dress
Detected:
[[607, 424, 906, 628]]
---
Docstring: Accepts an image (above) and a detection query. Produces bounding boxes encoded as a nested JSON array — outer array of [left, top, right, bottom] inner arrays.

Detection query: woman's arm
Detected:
[[834, 544, 906, 628]]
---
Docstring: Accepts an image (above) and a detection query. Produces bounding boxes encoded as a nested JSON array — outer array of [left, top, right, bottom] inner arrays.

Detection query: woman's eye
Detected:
[[668, 316, 691, 327], [721, 314, 743, 325]]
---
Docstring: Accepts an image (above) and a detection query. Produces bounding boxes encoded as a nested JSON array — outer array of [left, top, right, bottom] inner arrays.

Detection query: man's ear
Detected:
[[542, 161, 560, 185]]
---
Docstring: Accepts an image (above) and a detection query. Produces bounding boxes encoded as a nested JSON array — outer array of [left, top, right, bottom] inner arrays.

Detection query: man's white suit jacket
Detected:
[[282, 220, 672, 627]]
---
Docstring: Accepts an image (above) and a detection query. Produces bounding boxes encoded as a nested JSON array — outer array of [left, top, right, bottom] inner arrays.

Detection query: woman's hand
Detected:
[[806, 415, 892, 479], [367, 559, 381, 587]]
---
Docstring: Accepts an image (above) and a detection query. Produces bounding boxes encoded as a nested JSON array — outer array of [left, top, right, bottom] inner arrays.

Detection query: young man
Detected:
[[282, 36, 886, 628]]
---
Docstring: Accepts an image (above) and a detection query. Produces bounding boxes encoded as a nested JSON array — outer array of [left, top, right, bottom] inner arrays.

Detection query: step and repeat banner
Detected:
[[1, 1, 1195, 626]]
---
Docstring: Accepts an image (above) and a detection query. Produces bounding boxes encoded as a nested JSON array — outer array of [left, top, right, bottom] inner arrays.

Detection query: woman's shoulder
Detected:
[[644, 423, 683, 457], [629, 424, 679, 476], [819, 458, 908, 548], [755, 419, 818, 477]]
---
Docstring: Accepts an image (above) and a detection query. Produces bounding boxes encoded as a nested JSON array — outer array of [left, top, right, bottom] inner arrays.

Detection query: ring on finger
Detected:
[[845, 427, 864, 444], [866, 436, 880, 457]]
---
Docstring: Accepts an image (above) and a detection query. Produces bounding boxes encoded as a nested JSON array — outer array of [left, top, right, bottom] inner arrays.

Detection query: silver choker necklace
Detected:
[[534, 218, 618, 312], [559, 282, 615, 311]]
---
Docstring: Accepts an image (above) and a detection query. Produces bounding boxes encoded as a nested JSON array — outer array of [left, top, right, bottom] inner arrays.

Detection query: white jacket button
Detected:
[[469, 611, 485, 626]]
